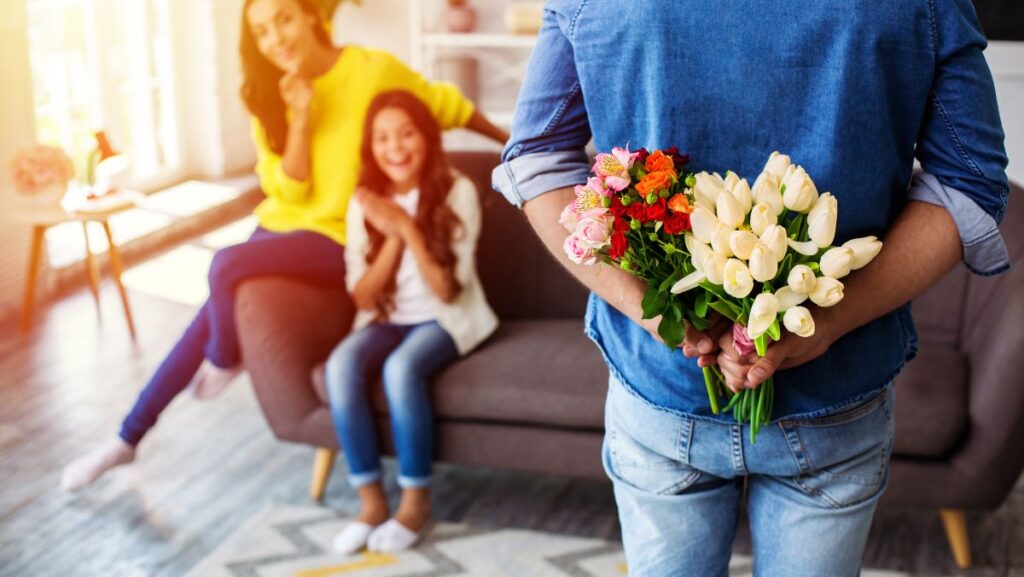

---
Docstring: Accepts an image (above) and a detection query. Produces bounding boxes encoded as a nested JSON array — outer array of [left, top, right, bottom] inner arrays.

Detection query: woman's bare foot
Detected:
[[61, 436, 136, 492], [190, 360, 242, 400]]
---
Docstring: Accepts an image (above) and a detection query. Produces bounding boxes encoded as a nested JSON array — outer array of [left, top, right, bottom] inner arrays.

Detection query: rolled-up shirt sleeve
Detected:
[[492, 1, 592, 208], [913, 0, 1011, 275]]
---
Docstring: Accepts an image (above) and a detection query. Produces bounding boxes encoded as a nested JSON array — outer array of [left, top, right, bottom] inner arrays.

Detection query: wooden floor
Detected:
[[0, 274, 1022, 576]]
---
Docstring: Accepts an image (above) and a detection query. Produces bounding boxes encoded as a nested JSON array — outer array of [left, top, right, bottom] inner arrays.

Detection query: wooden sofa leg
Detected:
[[939, 508, 972, 569], [310, 448, 336, 502]]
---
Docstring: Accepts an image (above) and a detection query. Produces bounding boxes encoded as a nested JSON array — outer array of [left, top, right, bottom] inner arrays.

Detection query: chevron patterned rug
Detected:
[[185, 504, 915, 577]]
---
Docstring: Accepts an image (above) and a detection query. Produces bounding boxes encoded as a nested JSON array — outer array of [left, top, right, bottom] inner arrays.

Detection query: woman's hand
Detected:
[[357, 188, 412, 238], [279, 73, 313, 117]]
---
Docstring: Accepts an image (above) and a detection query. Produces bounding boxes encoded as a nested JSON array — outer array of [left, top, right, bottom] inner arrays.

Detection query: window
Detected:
[[26, 0, 181, 191]]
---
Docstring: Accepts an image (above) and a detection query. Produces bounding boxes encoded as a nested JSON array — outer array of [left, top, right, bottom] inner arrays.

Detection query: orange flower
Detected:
[[636, 170, 673, 196], [668, 193, 693, 214], [645, 150, 676, 176]]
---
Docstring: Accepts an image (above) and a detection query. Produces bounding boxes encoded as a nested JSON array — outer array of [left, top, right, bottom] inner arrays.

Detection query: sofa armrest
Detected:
[[952, 185, 1024, 503], [236, 277, 352, 448]]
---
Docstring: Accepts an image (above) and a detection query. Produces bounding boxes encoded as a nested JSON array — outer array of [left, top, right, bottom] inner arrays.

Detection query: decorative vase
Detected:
[[10, 180, 70, 222], [445, 2, 477, 33]]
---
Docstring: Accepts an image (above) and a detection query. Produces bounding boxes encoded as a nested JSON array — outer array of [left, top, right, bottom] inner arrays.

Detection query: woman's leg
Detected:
[[369, 321, 458, 552], [61, 303, 212, 491], [203, 229, 345, 369]]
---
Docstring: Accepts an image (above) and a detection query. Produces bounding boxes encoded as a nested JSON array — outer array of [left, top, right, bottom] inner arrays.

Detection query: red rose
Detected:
[[664, 212, 691, 235], [626, 202, 646, 221], [635, 148, 650, 165], [645, 197, 668, 222], [663, 146, 690, 168], [609, 231, 628, 259], [612, 216, 631, 232], [609, 196, 627, 217]]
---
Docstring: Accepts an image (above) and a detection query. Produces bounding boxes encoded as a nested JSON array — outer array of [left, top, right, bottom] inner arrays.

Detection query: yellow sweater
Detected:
[[251, 45, 476, 246]]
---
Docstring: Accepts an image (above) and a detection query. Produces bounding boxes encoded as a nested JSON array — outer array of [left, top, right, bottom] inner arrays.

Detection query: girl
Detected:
[[326, 90, 497, 555], [61, 0, 506, 492]]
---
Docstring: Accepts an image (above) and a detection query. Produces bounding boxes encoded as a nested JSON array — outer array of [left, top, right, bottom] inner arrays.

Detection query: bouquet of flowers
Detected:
[[562, 147, 882, 442], [8, 144, 75, 197]]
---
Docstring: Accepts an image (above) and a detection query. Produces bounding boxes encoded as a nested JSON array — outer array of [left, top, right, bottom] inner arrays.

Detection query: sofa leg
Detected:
[[310, 448, 336, 502], [939, 508, 972, 569]]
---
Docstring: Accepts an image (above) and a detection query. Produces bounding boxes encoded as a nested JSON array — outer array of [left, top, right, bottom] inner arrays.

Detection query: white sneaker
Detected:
[[367, 519, 420, 553], [331, 522, 375, 556]]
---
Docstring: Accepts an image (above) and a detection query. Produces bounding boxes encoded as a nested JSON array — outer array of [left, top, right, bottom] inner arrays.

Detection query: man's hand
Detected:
[[716, 319, 838, 392]]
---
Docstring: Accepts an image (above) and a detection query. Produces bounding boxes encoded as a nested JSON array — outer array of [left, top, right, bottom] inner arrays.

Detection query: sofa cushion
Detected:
[[891, 346, 969, 458], [366, 320, 608, 430]]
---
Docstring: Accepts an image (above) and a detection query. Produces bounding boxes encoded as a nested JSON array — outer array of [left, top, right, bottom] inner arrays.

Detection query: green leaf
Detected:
[[695, 291, 709, 318], [786, 213, 804, 239], [687, 309, 711, 331], [767, 319, 781, 341], [755, 334, 768, 356], [708, 300, 739, 322], [641, 285, 669, 320], [658, 314, 685, 349]]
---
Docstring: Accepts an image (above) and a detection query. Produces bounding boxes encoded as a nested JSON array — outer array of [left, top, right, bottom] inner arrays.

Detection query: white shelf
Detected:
[[423, 33, 538, 49]]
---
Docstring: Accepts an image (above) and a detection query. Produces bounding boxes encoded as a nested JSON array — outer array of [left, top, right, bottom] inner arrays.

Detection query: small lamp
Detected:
[[87, 130, 128, 196]]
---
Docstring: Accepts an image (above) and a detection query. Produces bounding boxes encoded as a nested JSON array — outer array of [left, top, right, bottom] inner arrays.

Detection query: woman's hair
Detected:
[[358, 90, 464, 321], [239, 0, 332, 154]]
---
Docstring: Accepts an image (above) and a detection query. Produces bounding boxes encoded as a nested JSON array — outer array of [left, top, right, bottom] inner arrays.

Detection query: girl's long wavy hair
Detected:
[[239, 0, 332, 154], [359, 91, 464, 321]]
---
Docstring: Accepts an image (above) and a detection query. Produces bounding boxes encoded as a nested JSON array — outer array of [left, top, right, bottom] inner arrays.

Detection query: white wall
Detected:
[[988, 41, 1024, 186], [0, 0, 43, 320]]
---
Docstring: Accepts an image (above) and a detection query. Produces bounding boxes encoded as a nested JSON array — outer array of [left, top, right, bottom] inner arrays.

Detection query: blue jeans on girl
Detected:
[[118, 227, 346, 446], [324, 321, 459, 489]]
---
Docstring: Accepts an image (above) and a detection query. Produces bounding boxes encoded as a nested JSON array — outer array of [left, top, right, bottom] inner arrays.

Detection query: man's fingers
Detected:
[[746, 342, 789, 388], [683, 324, 714, 355]]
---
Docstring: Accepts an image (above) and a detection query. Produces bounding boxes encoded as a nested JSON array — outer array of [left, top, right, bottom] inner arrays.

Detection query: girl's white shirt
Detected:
[[345, 174, 499, 355]]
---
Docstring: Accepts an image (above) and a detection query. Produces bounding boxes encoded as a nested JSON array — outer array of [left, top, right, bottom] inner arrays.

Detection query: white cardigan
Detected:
[[345, 174, 499, 355]]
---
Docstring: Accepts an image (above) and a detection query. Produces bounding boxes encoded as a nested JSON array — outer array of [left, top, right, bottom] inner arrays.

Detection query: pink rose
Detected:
[[559, 201, 580, 232], [733, 323, 757, 356], [575, 215, 612, 250], [564, 233, 597, 265]]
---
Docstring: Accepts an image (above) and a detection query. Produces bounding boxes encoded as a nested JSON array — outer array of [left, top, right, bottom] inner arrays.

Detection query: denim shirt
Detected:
[[492, 0, 1010, 419]]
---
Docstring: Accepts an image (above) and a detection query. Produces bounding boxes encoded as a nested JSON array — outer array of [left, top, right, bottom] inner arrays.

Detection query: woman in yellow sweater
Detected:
[[61, 0, 507, 491]]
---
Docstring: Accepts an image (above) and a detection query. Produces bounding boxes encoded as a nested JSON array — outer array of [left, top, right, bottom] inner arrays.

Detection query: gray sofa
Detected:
[[236, 151, 1024, 569]]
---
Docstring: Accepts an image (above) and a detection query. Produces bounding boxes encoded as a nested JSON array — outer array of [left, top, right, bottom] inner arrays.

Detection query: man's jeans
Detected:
[[604, 375, 895, 577]]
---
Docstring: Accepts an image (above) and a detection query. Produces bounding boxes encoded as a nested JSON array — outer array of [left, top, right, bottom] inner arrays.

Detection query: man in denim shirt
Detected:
[[492, 0, 1010, 574]]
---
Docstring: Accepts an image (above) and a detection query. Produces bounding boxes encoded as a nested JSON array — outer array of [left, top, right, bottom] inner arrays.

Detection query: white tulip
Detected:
[[782, 165, 819, 213], [690, 206, 719, 244], [685, 234, 712, 272], [712, 223, 735, 257], [760, 225, 789, 262], [763, 151, 792, 180], [670, 270, 706, 294], [728, 177, 753, 215], [693, 172, 725, 209], [749, 202, 778, 236], [843, 236, 883, 270], [747, 292, 780, 340], [748, 243, 779, 283], [820, 247, 854, 279], [729, 230, 760, 260], [808, 193, 838, 248], [787, 238, 819, 256], [809, 277, 844, 307], [723, 170, 740, 190], [723, 258, 754, 298], [774, 286, 808, 310], [752, 172, 785, 215], [704, 253, 728, 285], [787, 264, 817, 294], [716, 189, 746, 229], [783, 306, 816, 337]]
